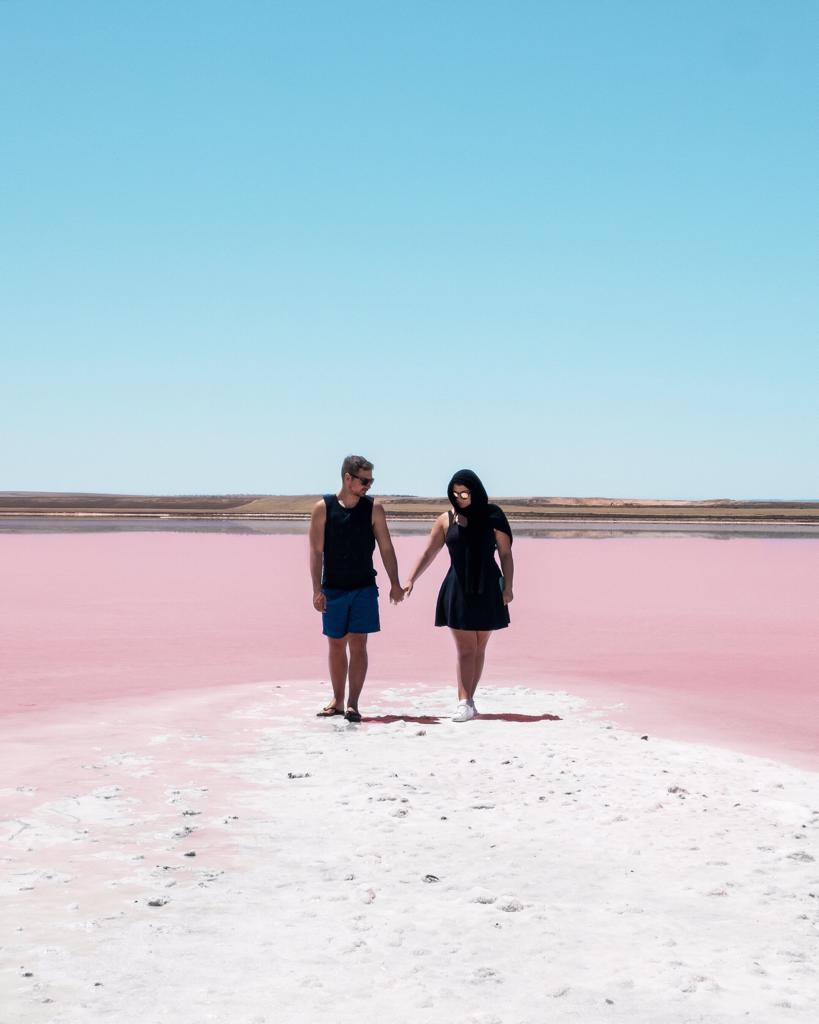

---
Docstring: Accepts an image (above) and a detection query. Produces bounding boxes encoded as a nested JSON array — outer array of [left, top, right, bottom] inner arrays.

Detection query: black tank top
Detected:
[[322, 494, 377, 590]]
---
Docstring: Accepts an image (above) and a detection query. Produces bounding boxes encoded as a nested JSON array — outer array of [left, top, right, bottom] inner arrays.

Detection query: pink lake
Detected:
[[1, 533, 817, 769]]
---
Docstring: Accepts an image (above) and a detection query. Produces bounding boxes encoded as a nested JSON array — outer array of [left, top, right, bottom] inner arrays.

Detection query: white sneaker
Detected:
[[452, 700, 476, 723], [469, 699, 478, 716]]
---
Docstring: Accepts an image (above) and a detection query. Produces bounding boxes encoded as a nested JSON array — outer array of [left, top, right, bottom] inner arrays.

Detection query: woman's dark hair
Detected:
[[446, 469, 512, 594]]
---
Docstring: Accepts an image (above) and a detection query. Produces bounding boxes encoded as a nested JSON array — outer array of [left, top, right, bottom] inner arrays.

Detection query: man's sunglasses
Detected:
[[351, 474, 374, 486]]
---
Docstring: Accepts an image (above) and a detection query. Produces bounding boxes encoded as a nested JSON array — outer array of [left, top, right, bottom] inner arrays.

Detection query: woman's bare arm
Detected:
[[404, 513, 448, 596], [495, 529, 514, 604]]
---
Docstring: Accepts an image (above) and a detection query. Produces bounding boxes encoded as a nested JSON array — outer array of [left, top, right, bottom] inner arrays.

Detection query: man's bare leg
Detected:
[[327, 636, 348, 710], [347, 633, 368, 711]]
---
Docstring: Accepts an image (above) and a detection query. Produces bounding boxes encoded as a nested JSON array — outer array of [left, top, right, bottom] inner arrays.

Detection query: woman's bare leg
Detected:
[[471, 631, 492, 700], [451, 628, 478, 700]]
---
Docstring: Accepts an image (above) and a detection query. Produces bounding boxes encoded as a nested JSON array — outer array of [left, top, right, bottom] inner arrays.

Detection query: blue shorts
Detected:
[[322, 584, 380, 639]]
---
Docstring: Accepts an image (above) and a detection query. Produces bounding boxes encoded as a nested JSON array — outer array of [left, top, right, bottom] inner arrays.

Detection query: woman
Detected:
[[404, 470, 513, 721]]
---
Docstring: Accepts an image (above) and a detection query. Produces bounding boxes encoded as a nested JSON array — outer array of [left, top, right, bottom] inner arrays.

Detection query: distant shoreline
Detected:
[[1, 492, 818, 524], [2, 511, 819, 526], [3, 515, 818, 527], [2, 514, 818, 541]]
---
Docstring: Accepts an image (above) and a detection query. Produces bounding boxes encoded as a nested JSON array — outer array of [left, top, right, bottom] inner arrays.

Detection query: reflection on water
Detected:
[[1, 516, 817, 540]]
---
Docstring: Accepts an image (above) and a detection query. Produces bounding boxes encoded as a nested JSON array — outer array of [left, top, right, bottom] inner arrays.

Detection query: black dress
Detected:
[[435, 512, 510, 631]]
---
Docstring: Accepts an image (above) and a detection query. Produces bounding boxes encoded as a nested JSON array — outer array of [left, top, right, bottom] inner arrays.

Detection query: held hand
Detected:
[[313, 590, 326, 612], [403, 580, 414, 598], [389, 583, 405, 605], [502, 587, 514, 606]]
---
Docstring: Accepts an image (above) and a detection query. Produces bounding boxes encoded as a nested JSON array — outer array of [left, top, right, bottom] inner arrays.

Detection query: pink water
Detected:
[[1, 534, 817, 768]]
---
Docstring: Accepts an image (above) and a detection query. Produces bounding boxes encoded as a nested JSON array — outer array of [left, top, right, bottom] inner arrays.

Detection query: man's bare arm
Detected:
[[309, 500, 327, 612], [372, 502, 404, 604]]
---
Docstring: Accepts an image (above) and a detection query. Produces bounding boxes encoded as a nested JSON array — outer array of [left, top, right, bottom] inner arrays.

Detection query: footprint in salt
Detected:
[[497, 896, 523, 912], [680, 973, 713, 994], [472, 966, 502, 984], [340, 939, 369, 954]]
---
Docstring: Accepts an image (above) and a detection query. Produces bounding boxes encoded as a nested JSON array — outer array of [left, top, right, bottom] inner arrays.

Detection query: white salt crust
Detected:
[[1, 682, 817, 1023]]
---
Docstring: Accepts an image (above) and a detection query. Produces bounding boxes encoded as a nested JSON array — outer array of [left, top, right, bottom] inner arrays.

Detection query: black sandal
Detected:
[[316, 704, 344, 718], [344, 707, 362, 723]]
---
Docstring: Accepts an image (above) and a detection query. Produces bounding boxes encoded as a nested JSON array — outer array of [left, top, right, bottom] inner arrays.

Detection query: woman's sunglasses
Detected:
[[452, 490, 471, 500]]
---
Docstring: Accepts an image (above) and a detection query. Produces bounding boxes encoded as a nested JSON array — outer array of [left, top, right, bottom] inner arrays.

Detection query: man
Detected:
[[309, 455, 404, 722]]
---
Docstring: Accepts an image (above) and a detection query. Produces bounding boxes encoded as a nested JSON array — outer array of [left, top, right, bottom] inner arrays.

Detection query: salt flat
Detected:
[[2, 682, 817, 1024]]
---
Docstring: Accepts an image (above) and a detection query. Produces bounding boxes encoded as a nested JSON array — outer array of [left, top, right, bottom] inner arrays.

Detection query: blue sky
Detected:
[[2, 1, 816, 499]]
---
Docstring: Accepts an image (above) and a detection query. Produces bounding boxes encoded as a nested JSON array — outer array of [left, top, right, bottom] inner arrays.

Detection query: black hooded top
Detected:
[[446, 469, 512, 595]]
